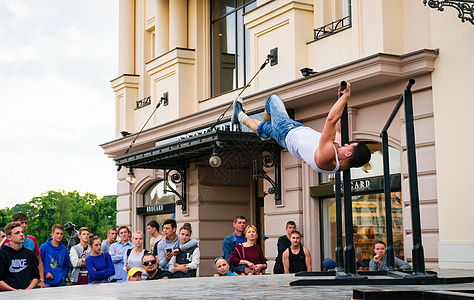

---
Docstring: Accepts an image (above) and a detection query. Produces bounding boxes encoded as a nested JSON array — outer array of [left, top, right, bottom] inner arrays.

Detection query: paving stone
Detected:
[[5, 269, 474, 300]]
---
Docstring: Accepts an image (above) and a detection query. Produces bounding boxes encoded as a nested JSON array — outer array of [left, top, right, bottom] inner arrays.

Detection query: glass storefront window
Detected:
[[144, 213, 174, 251], [321, 192, 404, 271], [142, 181, 176, 250], [143, 181, 176, 206]]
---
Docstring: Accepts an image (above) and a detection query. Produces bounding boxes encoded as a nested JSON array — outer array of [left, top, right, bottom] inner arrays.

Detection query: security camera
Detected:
[[300, 67, 317, 77]]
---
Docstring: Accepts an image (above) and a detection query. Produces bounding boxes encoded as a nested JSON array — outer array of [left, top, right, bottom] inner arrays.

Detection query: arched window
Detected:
[[143, 181, 176, 206], [140, 181, 176, 250]]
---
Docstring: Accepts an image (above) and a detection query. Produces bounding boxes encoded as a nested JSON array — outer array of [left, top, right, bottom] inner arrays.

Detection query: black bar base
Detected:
[[290, 276, 474, 286], [335, 273, 368, 280], [354, 289, 474, 300], [403, 273, 438, 280], [290, 270, 474, 286], [295, 271, 336, 277]]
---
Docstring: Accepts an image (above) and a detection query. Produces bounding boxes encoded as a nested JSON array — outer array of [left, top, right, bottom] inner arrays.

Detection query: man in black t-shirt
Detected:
[[0, 222, 39, 291], [273, 221, 296, 274], [142, 253, 171, 280]]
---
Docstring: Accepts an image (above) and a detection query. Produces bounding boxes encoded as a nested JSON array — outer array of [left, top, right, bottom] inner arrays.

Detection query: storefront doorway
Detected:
[[321, 191, 403, 271], [313, 142, 403, 271], [138, 180, 176, 248]]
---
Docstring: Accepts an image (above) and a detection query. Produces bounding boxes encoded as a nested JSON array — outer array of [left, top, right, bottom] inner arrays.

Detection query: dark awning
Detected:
[[114, 129, 281, 170]]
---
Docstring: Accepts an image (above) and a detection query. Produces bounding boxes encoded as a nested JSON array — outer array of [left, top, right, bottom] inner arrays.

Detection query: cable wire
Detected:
[[209, 55, 271, 131]]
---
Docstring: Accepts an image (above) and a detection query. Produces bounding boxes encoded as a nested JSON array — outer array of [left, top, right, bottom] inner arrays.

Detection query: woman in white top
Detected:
[[123, 231, 147, 279]]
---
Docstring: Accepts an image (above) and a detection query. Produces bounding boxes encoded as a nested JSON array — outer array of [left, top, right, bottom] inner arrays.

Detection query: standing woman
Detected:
[[85, 236, 115, 284], [168, 223, 200, 278], [124, 231, 147, 279], [229, 225, 267, 275]]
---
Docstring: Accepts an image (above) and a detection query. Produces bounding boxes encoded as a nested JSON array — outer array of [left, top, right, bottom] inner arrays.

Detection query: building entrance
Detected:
[[321, 191, 403, 271], [139, 180, 176, 250]]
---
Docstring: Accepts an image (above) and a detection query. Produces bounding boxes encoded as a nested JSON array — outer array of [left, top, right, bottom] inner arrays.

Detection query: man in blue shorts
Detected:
[[232, 81, 370, 173]]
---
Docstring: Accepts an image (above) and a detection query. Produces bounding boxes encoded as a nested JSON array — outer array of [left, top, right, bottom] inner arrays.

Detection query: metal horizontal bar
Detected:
[[380, 79, 415, 135]]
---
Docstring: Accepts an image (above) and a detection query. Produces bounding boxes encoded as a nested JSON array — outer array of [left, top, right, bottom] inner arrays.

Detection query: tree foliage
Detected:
[[0, 190, 117, 245]]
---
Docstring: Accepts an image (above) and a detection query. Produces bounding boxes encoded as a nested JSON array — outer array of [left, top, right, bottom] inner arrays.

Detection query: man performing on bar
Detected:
[[232, 81, 371, 173]]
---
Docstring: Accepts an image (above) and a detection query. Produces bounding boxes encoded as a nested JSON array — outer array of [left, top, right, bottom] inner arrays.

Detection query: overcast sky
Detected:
[[0, 1, 119, 209]]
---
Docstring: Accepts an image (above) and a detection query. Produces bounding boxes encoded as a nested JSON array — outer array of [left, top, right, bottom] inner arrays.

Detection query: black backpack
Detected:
[[126, 248, 149, 260]]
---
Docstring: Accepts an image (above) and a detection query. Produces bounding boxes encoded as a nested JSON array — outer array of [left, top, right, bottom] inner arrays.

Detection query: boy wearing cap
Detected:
[[127, 268, 142, 281]]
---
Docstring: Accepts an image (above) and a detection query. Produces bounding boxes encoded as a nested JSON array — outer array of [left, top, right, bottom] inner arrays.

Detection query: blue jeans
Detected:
[[257, 94, 302, 148]]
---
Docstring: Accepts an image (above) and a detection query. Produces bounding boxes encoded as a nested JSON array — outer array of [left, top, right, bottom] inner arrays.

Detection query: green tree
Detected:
[[0, 190, 117, 245]]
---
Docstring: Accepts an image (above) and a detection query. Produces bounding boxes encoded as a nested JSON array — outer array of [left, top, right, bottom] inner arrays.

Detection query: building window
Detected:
[[140, 181, 176, 249], [210, 0, 256, 96], [314, 0, 351, 40]]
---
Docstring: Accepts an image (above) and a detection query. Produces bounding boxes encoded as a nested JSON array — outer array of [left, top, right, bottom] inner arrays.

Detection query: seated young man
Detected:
[[232, 81, 371, 173], [0, 221, 40, 291], [282, 231, 312, 274]]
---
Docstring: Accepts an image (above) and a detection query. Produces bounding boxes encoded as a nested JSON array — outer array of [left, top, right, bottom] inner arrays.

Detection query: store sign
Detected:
[[136, 96, 151, 109], [351, 179, 371, 191], [147, 205, 164, 213], [137, 203, 175, 215], [311, 174, 401, 198], [333, 179, 373, 193]]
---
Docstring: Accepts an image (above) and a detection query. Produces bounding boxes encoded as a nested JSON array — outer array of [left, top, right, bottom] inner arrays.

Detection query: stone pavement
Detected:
[[4, 269, 474, 300]]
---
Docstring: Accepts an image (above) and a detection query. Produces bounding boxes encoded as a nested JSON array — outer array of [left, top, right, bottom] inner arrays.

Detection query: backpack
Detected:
[[126, 248, 149, 261]]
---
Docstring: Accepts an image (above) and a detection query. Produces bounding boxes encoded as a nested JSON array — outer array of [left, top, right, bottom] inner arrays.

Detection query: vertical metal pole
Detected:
[[403, 80, 426, 275], [340, 105, 358, 275], [382, 131, 395, 270], [335, 173, 344, 271], [181, 167, 187, 214], [274, 150, 282, 205]]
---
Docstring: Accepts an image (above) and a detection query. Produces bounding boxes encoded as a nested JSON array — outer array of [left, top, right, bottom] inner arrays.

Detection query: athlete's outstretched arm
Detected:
[[335, 120, 342, 145], [315, 82, 351, 170]]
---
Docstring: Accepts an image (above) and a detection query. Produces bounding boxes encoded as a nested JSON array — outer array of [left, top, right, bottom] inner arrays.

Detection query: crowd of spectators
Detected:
[[0, 212, 411, 291]]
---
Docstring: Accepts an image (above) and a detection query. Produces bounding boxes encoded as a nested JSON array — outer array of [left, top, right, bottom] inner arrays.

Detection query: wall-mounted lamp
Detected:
[[126, 168, 136, 184], [300, 67, 317, 77], [121, 131, 131, 137], [209, 141, 223, 168], [160, 92, 168, 106], [362, 162, 373, 173]]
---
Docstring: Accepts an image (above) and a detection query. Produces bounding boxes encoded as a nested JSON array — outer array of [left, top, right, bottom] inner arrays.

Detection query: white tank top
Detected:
[[285, 127, 340, 173]]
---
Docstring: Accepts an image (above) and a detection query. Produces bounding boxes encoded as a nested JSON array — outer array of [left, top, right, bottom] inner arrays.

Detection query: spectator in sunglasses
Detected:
[[213, 257, 237, 277], [141, 253, 171, 280]]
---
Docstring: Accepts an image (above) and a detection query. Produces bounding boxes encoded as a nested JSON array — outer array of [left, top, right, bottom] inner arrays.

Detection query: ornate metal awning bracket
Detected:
[[253, 149, 282, 205], [163, 167, 187, 214], [423, 0, 474, 25]]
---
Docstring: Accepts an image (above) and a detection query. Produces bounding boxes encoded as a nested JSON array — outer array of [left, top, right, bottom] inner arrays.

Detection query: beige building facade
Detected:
[[101, 0, 474, 275]]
